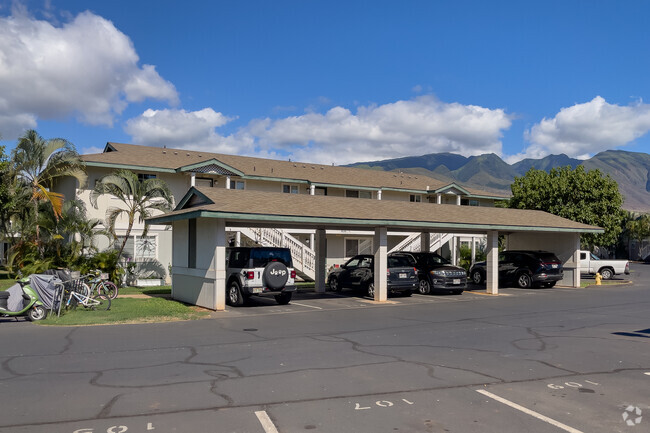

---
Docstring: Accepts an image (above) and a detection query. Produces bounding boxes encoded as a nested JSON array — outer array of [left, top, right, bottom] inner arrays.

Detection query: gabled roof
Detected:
[[83, 142, 508, 199], [148, 187, 602, 234]]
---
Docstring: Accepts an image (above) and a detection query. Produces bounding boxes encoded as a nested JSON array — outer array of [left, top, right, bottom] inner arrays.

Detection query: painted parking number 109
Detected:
[[355, 399, 415, 410], [73, 423, 154, 432], [547, 380, 600, 390]]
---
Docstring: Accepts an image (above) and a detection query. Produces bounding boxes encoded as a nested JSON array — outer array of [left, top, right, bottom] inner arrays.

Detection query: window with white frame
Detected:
[[195, 177, 214, 188], [345, 238, 373, 257], [410, 194, 422, 202], [233, 180, 245, 190], [138, 173, 156, 182], [283, 184, 299, 194], [346, 189, 372, 199], [115, 235, 158, 259]]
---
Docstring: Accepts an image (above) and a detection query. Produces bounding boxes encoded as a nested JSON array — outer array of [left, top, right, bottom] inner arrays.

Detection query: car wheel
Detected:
[[517, 272, 532, 288], [329, 277, 341, 292], [599, 268, 613, 280], [227, 281, 245, 307], [274, 292, 292, 305], [28, 305, 46, 321], [418, 279, 431, 295], [471, 269, 484, 285], [367, 282, 375, 298]]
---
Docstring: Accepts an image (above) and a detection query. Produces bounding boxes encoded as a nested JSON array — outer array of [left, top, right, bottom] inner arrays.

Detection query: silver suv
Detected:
[[226, 247, 296, 306]]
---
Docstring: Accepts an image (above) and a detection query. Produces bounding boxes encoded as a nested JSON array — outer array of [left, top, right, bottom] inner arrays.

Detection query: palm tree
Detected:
[[90, 169, 174, 259], [11, 130, 87, 253]]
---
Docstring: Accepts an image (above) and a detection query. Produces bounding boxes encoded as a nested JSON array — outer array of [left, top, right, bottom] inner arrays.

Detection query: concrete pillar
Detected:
[[451, 235, 457, 265], [486, 230, 499, 295], [226, 176, 231, 189], [373, 227, 388, 302], [471, 236, 476, 265], [310, 184, 315, 195], [190, 172, 196, 187], [315, 229, 327, 293], [309, 233, 315, 249], [420, 232, 431, 252], [214, 218, 227, 311], [377, 189, 382, 200], [436, 193, 442, 204], [456, 195, 461, 206], [235, 231, 241, 247], [573, 235, 581, 288]]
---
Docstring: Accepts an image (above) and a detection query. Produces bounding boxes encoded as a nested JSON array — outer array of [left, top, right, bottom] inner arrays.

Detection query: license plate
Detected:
[[453, 279, 461, 285], [552, 264, 558, 269], [399, 273, 407, 278]]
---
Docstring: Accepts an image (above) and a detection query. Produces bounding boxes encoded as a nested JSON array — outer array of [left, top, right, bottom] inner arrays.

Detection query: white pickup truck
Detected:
[[579, 251, 630, 280]]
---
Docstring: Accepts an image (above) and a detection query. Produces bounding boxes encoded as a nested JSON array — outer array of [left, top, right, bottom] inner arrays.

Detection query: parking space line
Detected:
[[476, 389, 584, 433], [255, 410, 280, 433], [291, 302, 323, 310]]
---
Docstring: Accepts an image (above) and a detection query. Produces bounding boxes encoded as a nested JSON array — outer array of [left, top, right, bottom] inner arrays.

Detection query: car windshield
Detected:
[[424, 254, 450, 265], [388, 256, 413, 268], [537, 253, 560, 262], [251, 249, 292, 267]]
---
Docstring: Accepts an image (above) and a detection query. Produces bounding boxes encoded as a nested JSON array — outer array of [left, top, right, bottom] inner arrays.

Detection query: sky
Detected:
[[1, 0, 650, 165]]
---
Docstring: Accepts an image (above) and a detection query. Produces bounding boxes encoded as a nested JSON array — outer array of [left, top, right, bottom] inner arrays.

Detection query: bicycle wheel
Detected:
[[102, 281, 118, 299], [92, 294, 111, 311]]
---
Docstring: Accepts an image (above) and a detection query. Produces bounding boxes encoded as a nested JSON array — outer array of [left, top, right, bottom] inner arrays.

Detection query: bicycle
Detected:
[[83, 270, 119, 299], [63, 278, 111, 311]]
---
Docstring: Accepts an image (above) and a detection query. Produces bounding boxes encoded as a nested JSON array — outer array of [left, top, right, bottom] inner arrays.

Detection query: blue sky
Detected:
[[1, 0, 650, 165]]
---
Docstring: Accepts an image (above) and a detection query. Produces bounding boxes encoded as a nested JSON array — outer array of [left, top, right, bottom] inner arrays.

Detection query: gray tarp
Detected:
[[6, 283, 24, 312], [30, 274, 61, 310]]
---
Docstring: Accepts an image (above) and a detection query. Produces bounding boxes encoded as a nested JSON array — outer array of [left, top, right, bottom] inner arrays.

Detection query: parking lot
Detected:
[[0, 264, 648, 433]]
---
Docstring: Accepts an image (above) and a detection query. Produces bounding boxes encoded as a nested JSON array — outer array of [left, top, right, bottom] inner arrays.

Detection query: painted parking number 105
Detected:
[[355, 399, 415, 410]]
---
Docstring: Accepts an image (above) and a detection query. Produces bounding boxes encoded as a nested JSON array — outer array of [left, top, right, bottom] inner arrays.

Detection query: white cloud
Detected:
[[124, 108, 250, 153], [0, 9, 178, 139], [513, 96, 650, 162], [249, 95, 513, 165]]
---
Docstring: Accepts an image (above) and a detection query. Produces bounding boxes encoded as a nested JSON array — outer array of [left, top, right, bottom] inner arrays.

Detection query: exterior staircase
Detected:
[[233, 228, 316, 281], [389, 232, 455, 253]]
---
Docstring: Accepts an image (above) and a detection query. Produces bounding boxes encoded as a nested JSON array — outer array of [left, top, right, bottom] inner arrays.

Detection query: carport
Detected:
[[147, 187, 603, 311]]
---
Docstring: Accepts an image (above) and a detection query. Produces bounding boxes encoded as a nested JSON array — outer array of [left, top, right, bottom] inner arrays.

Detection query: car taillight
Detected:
[[387, 270, 390, 276], [246, 271, 255, 280], [291, 270, 296, 279]]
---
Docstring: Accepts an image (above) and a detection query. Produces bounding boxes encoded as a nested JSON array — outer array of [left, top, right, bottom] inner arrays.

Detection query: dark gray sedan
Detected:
[[328, 254, 418, 297]]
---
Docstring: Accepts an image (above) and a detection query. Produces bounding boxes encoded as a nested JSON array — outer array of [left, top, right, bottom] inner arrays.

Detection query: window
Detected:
[[136, 236, 157, 258], [188, 219, 196, 268], [461, 198, 480, 206], [410, 194, 422, 202], [314, 186, 328, 196], [345, 238, 373, 257], [233, 180, 245, 190], [283, 184, 299, 194], [138, 173, 156, 182], [115, 236, 135, 259], [195, 177, 214, 187], [346, 190, 372, 199]]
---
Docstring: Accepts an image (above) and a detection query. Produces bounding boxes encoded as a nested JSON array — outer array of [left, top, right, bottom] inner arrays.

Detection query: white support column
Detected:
[[214, 218, 227, 311], [310, 184, 315, 195], [486, 230, 499, 295], [377, 189, 382, 200], [573, 235, 581, 288], [471, 236, 476, 265], [456, 195, 461, 206], [373, 226, 388, 302], [309, 233, 315, 249], [235, 231, 241, 247], [314, 229, 327, 293], [420, 232, 431, 252], [451, 235, 457, 265], [226, 176, 231, 189], [190, 172, 196, 187], [436, 193, 442, 204]]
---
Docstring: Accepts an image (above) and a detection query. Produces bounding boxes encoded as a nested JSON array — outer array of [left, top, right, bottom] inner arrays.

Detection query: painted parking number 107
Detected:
[[355, 399, 414, 410]]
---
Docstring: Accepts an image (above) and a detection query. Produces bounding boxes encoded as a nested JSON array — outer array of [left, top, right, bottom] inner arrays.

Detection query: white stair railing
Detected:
[[389, 232, 455, 253], [233, 227, 315, 281]]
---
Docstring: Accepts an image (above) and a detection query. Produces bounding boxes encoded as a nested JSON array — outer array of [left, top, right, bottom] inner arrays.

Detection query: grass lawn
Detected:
[[41, 297, 209, 326]]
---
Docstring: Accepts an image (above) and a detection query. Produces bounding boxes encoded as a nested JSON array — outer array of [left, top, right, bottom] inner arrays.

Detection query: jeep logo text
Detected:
[[270, 269, 287, 276]]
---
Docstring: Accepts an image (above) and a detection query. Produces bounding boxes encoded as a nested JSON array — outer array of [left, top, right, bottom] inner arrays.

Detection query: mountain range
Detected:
[[349, 150, 650, 213]]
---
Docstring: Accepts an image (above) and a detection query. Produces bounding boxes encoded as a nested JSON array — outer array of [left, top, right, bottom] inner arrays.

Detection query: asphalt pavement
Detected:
[[0, 264, 648, 433]]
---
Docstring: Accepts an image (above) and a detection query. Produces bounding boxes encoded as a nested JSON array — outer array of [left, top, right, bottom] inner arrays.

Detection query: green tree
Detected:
[[11, 130, 87, 252], [508, 165, 625, 248], [89, 169, 174, 260]]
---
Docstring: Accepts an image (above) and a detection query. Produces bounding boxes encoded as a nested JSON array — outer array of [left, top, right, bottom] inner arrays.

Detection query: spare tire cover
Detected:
[[263, 262, 289, 289]]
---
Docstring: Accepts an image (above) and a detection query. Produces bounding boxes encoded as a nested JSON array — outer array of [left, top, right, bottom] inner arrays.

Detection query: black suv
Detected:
[[226, 247, 296, 306], [327, 254, 417, 297], [390, 252, 467, 295], [469, 250, 563, 288]]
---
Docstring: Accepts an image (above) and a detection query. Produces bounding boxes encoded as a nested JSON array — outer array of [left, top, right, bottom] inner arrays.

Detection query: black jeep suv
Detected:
[[469, 250, 563, 288], [390, 251, 467, 295], [225, 247, 296, 306]]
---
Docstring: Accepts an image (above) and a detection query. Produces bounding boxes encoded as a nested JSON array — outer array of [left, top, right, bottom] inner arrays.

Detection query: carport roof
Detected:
[[147, 187, 603, 234]]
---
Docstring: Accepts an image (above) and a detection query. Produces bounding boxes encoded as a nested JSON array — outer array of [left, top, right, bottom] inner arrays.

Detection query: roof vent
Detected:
[[174, 151, 178, 155], [186, 153, 190, 156], [162, 150, 166, 154], [293, 164, 297, 167]]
